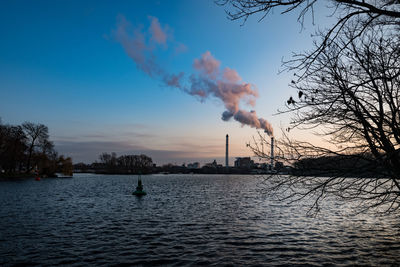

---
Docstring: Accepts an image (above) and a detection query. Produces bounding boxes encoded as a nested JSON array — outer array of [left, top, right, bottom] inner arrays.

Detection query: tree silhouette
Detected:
[[219, 0, 400, 76], [251, 25, 400, 214], [22, 122, 49, 173], [0, 120, 71, 177], [0, 124, 27, 173], [98, 153, 153, 174], [219, 0, 400, 213]]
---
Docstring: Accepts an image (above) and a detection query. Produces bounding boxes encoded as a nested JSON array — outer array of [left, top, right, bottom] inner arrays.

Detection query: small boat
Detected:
[[132, 174, 146, 196]]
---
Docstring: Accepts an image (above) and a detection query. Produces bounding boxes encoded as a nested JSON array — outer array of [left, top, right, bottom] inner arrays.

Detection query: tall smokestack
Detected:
[[270, 136, 274, 169], [226, 134, 229, 167]]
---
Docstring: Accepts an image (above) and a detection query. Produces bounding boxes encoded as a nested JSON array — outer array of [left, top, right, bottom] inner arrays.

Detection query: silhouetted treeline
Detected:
[[74, 157, 284, 175], [0, 120, 73, 177], [76, 152, 154, 174], [292, 154, 387, 177]]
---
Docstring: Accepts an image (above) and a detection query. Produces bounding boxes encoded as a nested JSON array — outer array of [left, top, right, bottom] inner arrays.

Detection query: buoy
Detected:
[[132, 174, 146, 196], [35, 177, 41, 181]]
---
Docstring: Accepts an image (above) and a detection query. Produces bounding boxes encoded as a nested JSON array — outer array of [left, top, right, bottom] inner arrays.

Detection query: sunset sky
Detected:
[[0, 0, 331, 165]]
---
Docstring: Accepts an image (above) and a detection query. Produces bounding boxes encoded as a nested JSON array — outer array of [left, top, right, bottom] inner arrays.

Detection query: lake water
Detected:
[[1, 173, 400, 266]]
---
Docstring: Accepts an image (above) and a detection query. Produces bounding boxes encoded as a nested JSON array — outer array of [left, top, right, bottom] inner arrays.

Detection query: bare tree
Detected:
[[97, 153, 154, 174], [0, 124, 27, 173], [219, 0, 400, 24], [248, 25, 400, 214], [218, 1, 400, 76], [58, 156, 73, 176], [22, 122, 49, 173], [0, 120, 71, 177], [99, 152, 112, 166], [218, 0, 400, 213]]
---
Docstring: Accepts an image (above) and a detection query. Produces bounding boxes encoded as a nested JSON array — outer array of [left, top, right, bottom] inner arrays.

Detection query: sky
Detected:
[[0, 0, 332, 165]]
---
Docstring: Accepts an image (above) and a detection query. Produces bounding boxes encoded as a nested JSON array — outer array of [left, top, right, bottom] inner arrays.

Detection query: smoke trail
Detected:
[[113, 15, 273, 136], [148, 16, 167, 44], [188, 51, 273, 135], [113, 15, 166, 79]]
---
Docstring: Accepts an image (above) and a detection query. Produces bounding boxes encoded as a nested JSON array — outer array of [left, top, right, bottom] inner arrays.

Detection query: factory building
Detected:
[[187, 162, 200, 169], [234, 157, 255, 169]]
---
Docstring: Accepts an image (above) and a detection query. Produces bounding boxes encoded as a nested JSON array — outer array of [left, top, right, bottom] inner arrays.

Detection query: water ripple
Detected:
[[1, 174, 400, 266]]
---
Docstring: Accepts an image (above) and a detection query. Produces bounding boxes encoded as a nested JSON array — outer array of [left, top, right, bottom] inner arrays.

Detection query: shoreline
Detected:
[[0, 173, 73, 181]]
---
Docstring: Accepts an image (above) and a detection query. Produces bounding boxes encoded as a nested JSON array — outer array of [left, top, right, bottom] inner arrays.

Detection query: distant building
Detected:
[[259, 163, 269, 170], [275, 161, 284, 171], [187, 162, 200, 169], [204, 159, 218, 168], [234, 157, 254, 169]]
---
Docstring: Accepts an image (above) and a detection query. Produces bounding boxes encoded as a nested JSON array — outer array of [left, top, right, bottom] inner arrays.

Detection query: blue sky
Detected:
[[0, 0, 331, 165]]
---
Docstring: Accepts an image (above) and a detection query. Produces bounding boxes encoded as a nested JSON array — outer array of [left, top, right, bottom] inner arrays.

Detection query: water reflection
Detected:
[[0, 174, 399, 266]]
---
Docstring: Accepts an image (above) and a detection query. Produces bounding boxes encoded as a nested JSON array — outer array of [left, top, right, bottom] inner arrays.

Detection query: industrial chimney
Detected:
[[226, 134, 229, 167], [270, 136, 274, 170]]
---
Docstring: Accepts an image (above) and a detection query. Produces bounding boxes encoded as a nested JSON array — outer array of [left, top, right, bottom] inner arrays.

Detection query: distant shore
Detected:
[[73, 169, 285, 175], [0, 173, 74, 181]]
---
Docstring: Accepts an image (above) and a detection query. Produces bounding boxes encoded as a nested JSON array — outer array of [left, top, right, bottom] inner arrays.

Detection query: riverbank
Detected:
[[0, 173, 64, 180]]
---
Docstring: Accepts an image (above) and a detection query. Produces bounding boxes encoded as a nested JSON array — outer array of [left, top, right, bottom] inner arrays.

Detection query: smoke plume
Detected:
[[149, 16, 167, 44], [188, 51, 273, 135], [113, 15, 273, 136]]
